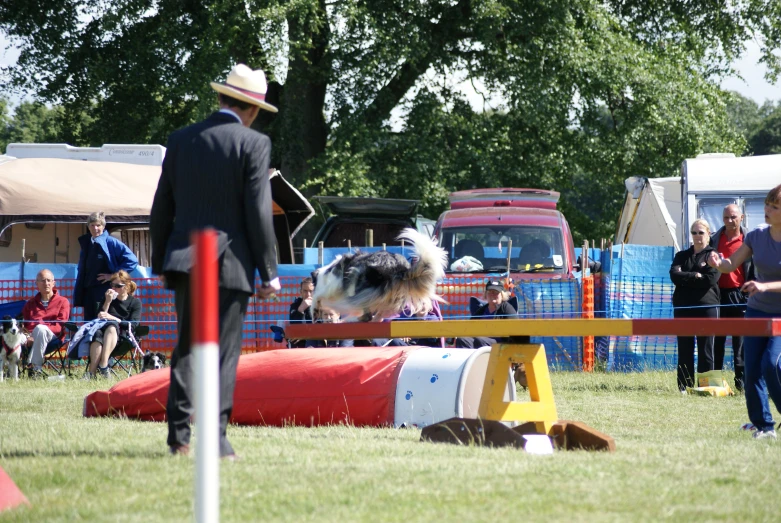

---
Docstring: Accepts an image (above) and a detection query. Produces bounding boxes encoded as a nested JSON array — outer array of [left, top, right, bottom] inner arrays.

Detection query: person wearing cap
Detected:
[[150, 63, 281, 460], [456, 279, 517, 348]]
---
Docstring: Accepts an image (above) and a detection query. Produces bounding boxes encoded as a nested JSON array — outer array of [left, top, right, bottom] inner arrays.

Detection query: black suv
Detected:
[[311, 197, 435, 247]]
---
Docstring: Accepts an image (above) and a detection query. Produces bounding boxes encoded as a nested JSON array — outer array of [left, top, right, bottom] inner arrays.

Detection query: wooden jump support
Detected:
[[286, 318, 781, 452]]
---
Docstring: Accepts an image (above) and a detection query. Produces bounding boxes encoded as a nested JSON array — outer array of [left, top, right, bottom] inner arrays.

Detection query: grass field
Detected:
[[1, 370, 780, 522]]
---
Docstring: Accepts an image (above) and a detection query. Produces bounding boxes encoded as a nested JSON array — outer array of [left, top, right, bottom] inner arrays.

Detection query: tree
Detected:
[[749, 104, 781, 156], [1, 0, 778, 240]]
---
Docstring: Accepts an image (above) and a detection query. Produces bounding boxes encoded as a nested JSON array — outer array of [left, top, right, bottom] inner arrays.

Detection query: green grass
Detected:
[[1, 371, 780, 522]]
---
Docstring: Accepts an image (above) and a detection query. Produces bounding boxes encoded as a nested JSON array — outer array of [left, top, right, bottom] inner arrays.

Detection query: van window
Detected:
[[441, 226, 565, 272]]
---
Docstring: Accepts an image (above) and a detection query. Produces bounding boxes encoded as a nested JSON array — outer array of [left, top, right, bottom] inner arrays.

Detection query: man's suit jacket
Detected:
[[150, 111, 278, 293]]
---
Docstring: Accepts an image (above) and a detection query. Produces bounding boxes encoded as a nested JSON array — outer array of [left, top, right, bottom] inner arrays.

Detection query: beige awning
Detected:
[[0, 156, 313, 235]]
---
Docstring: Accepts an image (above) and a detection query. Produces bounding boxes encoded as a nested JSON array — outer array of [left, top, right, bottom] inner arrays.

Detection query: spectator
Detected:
[[710, 203, 753, 391], [708, 184, 781, 440], [456, 279, 517, 349], [305, 303, 354, 348], [22, 269, 70, 376], [289, 277, 315, 348], [84, 270, 142, 379], [670, 218, 720, 392], [74, 212, 138, 321]]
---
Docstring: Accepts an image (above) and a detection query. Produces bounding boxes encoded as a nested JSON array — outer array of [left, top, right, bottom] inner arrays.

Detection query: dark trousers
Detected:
[[83, 283, 110, 321], [714, 288, 746, 390], [674, 306, 718, 391], [456, 337, 498, 349], [166, 275, 250, 456]]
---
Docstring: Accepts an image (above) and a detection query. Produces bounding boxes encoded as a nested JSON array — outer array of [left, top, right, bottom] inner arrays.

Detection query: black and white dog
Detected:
[[142, 350, 167, 372], [311, 228, 448, 322], [0, 316, 26, 382]]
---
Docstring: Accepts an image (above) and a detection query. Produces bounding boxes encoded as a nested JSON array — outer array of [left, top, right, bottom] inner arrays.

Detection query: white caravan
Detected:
[[615, 153, 781, 249]]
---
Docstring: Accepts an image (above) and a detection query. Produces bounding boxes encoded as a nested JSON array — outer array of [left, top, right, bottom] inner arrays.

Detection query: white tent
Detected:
[[615, 176, 681, 250]]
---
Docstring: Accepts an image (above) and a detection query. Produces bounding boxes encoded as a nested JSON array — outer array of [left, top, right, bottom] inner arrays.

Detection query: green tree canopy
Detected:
[[1, 0, 778, 240]]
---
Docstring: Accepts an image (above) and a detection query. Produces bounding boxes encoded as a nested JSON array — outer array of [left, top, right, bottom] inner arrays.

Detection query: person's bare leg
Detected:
[[89, 342, 102, 373], [100, 326, 118, 368]]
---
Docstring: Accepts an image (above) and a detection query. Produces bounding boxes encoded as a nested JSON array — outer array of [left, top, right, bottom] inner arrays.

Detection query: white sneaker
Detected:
[[82, 371, 94, 381], [740, 423, 757, 432], [752, 429, 777, 440]]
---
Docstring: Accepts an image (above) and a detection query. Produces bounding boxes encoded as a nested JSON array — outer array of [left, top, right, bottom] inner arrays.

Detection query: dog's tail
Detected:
[[396, 228, 448, 314]]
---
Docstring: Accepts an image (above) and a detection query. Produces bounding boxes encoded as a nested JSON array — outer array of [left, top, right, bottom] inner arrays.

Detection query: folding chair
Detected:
[[108, 324, 150, 378]]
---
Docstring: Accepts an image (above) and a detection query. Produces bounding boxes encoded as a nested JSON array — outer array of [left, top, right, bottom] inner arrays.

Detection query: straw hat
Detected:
[[210, 64, 278, 113]]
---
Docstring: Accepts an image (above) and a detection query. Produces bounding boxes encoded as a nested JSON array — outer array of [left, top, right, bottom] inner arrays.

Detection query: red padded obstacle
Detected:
[[0, 466, 29, 512], [84, 347, 414, 427]]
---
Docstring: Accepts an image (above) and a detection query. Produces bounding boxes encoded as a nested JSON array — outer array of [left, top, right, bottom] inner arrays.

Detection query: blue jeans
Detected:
[[743, 308, 781, 431]]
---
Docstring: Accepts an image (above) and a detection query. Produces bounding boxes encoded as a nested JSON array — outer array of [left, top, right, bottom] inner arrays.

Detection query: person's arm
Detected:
[[289, 299, 310, 322], [707, 243, 752, 273], [499, 301, 517, 318], [113, 239, 139, 273], [243, 135, 278, 289], [669, 250, 708, 286], [150, 136, 177, 276], [742, 280, 781, 296], [48, 297, 71, 338]]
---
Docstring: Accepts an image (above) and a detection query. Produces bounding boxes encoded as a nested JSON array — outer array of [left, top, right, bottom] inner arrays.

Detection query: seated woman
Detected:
[[456, 279, 517, 348], [305, 303, 354, 348], [86, 270, 142, 378]]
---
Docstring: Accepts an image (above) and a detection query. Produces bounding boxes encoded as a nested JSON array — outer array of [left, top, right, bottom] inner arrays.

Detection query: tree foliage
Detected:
[[1, 0, 779, 241]]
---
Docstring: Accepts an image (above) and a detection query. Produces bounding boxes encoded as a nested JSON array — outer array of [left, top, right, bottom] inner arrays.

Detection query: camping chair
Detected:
[[270, 324, 293, 349], [108, 324, 150, 378], [38, 336, 70, 377]]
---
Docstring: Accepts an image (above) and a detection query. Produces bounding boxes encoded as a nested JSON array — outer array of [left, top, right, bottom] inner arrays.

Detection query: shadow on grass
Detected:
[[1, 449, 172, 459]]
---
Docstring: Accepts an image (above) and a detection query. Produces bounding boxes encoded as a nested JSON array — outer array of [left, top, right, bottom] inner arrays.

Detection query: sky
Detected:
[[2, 33, 780, 109]]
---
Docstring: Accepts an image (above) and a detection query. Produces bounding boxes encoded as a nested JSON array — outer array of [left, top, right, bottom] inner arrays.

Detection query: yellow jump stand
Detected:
[[478, 343, 558, 435]]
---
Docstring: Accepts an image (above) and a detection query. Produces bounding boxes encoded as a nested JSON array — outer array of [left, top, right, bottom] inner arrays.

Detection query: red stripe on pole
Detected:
[[191, 229, 219, 344], [632, 318, 779, 337], [286, 322, 391, 340]]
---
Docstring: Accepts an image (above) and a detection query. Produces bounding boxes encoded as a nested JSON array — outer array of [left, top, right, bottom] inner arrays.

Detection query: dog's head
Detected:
[[142, 350, 167, 371], [1, 315, 20, 336]]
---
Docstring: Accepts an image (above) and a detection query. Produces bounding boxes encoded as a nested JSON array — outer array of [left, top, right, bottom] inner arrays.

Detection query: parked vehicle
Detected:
[[433, 188, 578, 279], [311, 196, 435, 248]]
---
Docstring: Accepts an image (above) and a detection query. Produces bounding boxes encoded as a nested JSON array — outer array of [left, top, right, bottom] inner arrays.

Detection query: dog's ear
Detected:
[[158, 352, 167, 363]]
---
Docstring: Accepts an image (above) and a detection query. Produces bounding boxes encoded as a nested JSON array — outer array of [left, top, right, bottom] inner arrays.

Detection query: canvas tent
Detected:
[[0, 144, 314, 264], [616, 153, 781, 249], [615, 176, 682, 250]]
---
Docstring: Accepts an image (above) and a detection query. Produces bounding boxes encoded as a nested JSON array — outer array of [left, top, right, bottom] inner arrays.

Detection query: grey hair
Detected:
[[88, 211, 106, 227]]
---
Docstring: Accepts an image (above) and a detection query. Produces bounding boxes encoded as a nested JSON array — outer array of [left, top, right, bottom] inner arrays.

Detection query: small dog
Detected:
[[0, 316, 26, 382], [311, 228, 448, 322], [142, 350, 167, 372]]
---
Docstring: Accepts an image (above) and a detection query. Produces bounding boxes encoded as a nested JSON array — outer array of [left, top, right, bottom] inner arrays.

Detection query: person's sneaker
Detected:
[[740, 423, 757, 432], [82, 371, 94, 380], [169, 444, 190, 457], [98, 366, 110, 378], [752, 429, 777, 440]]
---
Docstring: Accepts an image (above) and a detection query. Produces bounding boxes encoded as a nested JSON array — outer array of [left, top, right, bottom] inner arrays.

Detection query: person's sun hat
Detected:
[[210, 64, 278, 113]]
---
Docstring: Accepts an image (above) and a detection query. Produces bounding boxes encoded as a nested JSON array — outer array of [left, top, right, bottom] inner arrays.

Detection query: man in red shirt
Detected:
[[22, 269, 71, 376], [709, 204, 753, 391]]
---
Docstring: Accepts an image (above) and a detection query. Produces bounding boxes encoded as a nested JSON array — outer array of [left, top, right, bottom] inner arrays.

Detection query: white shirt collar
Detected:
[[218, 108, 242, 123]]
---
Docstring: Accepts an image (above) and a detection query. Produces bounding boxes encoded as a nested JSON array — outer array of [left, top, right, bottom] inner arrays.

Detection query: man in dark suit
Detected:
[[150, 64, 281, 459]]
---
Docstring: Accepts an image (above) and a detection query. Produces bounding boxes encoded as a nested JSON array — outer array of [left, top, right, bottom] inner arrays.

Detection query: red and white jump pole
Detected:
[[191, 229, 220, 522]]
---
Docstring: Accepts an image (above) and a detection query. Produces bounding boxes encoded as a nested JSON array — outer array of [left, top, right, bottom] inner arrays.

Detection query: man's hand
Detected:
[[257, 280, 281, 300], [298, 297, 313, 312], [97, 273, 113, 283]]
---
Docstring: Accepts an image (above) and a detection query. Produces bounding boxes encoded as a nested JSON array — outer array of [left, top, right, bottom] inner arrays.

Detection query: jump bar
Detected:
[[285, 318, 781, 340]]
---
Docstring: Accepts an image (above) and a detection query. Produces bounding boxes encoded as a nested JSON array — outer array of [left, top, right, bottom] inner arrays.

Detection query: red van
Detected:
[[433, 188, 577, 279]]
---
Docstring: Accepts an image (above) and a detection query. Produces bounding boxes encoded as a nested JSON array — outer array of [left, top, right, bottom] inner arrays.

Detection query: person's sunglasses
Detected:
[[691, 231, 706, 235], [111, 282, 125, 288]]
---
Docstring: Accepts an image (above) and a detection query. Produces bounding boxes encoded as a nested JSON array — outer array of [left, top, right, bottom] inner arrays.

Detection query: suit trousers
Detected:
[[713, 288, 746, 390], [166, 274, 250, 456], [674, 306, 718, 391]]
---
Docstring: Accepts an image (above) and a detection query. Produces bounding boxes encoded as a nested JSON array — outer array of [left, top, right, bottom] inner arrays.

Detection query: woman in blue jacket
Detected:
[[74, 211, 138, 320]]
